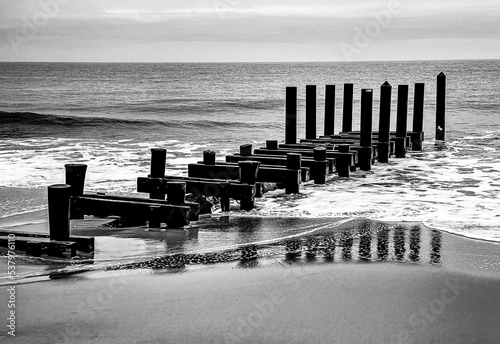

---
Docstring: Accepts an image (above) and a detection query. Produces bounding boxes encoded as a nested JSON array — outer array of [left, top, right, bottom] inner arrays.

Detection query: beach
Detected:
[[1, 209, 500, 343]]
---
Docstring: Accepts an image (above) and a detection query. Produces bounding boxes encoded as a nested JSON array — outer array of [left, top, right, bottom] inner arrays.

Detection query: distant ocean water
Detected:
[[0, 60, 499, 242]]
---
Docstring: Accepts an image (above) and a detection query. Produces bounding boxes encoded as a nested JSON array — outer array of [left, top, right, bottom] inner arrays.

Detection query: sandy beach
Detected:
[[0, 209, 499, 343], [1, 262, 498, 344]]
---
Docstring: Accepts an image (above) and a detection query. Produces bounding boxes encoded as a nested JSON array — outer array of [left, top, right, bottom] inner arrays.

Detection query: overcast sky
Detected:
[[1, 0, 499, 62]]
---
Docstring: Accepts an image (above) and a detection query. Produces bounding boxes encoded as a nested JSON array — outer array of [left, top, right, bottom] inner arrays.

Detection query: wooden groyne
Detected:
[[0, 73, 446, 258]]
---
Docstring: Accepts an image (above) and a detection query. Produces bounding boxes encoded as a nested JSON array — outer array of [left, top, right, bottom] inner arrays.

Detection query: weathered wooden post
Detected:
[[306, 85, 317, 139], [266, 140, 279, 150], [239, 161, 260, 211], [342, 83, 354, 133], [150, 148, 166, 200], [203, 150, 216, 165], [335, 144, 351, 178], [240, 144, 252, 156], [48, 184, 72, 241], [166, 181, 187, 229], [358, 89, 373, 171], [65, 163, 87, 219], [285, 87, 297, 144], [435, 72, 446, 141], [324, 85, 335, 136], [285, 153, 301, 194], [378, 81, 392, 163], [412, 83, 425, 150], [395, 85, 409, 158], [313, 147, 327, 184]]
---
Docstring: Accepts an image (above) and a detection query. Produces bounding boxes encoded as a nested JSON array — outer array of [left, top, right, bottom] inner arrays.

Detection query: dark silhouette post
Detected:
[[150, 148, 166, 200], [412, 83, 425, 150], [285, 87, 297, 144], [395, 85, 409, 158], [306, 85, 317, 139], [203, 150, 216, 165], [436, 72, 446, 141], [165, 181, 187, 229], [378, 81, 392, 163], [65, 163, 87, 219], [324, 85, 335, 136], [342, 83, 354, 133], [48, 184, 72, 240], [358, 89, 373, 171]]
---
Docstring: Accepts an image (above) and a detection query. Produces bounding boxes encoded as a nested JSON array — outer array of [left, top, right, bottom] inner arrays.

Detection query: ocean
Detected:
[[0, 59, 499, 245]]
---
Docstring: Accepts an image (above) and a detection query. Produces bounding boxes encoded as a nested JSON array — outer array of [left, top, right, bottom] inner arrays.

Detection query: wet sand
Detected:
[[3, 263, 500, 344]]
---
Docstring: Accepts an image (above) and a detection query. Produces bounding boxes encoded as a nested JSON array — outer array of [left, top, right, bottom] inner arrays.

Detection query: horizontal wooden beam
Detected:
[[0, 236, 77, 258], [71, 196, 191, 227]]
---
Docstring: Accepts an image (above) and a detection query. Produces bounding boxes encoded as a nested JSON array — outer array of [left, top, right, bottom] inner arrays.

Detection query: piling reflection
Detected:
[[358, 222, 372, 262], [284, 238, 302, 263], [409, 226, 421, 262], [377, 225, 389, 261], [239, 245, 260, 268], [323, 235, 336, 262], [305, 237, 319, 262], [430, 230, 442, 265], [394, 226, 406, 261], [339, 229, 353, 261]]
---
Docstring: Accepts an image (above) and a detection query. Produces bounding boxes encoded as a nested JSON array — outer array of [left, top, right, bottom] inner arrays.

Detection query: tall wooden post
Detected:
[[358, 89, 373, 171], [285, 87, 297, 144], [342, 83, 354, 133], [436, 72, 446, 141], [165, 181, 187, 229], [378, 81, 392, 163], [412, 83, 425, 151], [48, 184, 71, 241], [239, 161, 260, 211], [65, 163, 87, 219], [150, 148, 166, 200], [306, 85, 317, 139], [324, 85, 335, 136], [285, 153, 301, 194], [395, 85, 409, 158]]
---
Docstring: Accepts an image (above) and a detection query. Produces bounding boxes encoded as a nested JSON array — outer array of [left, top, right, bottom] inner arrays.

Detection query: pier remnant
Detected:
[[436, 72, 446, 141], [150, 148, 167, 200], [358, 89, 373, 171], [48, 184, 72, 241], [65, 163, 87, 219], [395, 85, 409, 158], [342, 83, 354, 133], [378, 81, 392, 163], [324, 85, 335, 136], [285, 87, 297, 144], [306, 85, 317, 139], [412, 83, 425, 150]]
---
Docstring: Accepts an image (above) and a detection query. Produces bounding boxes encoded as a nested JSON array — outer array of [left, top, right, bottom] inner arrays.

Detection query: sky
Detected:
[[1, 0, 499, 62]]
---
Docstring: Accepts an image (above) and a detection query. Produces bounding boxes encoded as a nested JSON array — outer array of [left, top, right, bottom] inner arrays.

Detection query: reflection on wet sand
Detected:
[[430, 230, 442, 265], [339, 229, 353, 261], [377, 224, 390, 261], [358, 222, 372, 262], [394, 226, 406, 261], [409, 226, 421, 262]]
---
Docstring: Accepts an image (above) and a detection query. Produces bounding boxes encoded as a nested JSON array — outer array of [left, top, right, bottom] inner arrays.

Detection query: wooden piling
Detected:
[[324, 85, 335, 136], [239, 161, 260, 210], [48, 184, 71, 241], [65, 163, 87, 219], [436, 72, 446, 141], [306, 85, 317, 139], [313, 147, 327, 184], [412, 83, 425, 151], [285, 153, 301, 194], [377, 82, 392, 163], [395, 85, 409, 158], [342, 83, 354, 133], [357, 89, 373, 171], [165, 181, 187, 229], [266, 140, 279, 150], [150, 148, 166, 200], [203, 150, 216, 165], [240, 144, 253, 156], [285, 87, 297, 144], [360, 89, 373, 147]]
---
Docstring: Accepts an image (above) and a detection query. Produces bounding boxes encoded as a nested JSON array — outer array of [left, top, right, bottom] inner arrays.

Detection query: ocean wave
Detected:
[[0, 111, 281, 138]]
